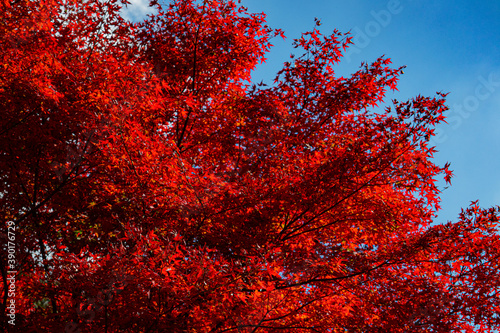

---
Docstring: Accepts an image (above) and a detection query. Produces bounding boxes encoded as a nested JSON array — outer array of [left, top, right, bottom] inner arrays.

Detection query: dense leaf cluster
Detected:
[[1, 0, 499, 331]]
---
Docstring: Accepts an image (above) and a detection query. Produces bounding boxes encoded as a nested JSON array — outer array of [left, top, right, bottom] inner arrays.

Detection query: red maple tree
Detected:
[[1, 0, 499, 332]]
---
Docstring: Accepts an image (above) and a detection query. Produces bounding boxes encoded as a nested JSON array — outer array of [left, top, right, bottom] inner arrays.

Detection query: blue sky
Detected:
[[123, 0, 500, 224]]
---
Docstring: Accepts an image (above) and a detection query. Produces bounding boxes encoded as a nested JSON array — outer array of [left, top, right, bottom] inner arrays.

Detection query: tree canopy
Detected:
[[1, 0, 499, 332]]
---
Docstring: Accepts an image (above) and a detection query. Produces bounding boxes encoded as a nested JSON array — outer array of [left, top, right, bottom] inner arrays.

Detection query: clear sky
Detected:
[[124, 0, 500, 224]]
